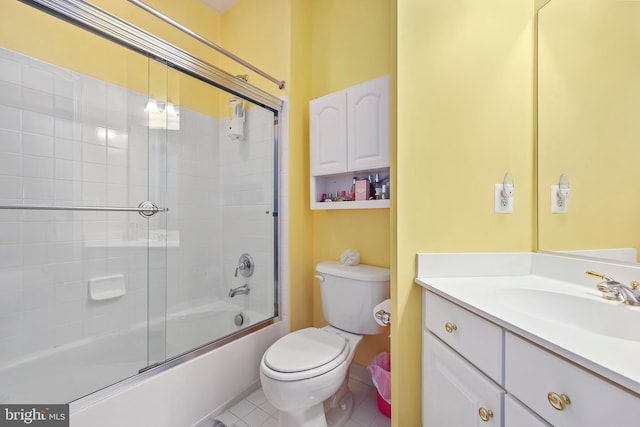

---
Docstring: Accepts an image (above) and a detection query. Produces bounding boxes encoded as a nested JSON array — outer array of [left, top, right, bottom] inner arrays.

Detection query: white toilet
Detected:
[[260, 261, 390, 427]]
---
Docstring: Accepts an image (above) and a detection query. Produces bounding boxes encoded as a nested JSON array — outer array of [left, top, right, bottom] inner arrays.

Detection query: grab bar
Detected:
[[0, 201, 167, 217]]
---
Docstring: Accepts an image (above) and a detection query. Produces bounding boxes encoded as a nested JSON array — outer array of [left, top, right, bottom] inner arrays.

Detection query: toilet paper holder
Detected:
[[375, 309, 391, 326]]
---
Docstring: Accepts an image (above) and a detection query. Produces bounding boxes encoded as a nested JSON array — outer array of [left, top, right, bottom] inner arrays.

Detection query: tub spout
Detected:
[[229, 284, 250, 297]]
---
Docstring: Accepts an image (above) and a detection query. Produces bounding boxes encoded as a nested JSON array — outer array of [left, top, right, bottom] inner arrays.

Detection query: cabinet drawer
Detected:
[[505, 332, 639, 427], [504, 394, 551, 427], [423, 332, 503, 427], [424, 291, 503, 383]]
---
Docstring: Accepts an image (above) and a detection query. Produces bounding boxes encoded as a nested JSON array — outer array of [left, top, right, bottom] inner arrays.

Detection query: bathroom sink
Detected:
[[496, 288, 640, 342]]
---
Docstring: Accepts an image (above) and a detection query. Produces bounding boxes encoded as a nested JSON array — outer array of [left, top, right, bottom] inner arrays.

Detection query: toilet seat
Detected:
[[262, 328, 350, 381]]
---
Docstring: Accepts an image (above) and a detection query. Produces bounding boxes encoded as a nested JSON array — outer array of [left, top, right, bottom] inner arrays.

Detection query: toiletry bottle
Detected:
[[350, 177, 356, 201], [368, 175, 375, 200], [374, 174, 382, 200]]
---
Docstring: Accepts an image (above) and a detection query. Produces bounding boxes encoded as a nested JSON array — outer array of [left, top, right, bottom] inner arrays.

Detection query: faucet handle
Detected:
[[586, 270, 614, 282]]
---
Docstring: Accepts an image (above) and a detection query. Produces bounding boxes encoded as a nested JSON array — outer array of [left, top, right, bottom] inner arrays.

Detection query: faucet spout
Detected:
[[229, 284, 250, 298]]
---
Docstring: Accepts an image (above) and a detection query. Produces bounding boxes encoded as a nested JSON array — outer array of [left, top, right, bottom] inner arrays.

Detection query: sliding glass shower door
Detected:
[[0, 0, 278, 405]]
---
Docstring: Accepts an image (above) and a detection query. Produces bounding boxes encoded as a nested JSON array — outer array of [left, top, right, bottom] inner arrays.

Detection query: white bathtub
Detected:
[[0, 301, 274, 406], [166, 301, 270, 358]]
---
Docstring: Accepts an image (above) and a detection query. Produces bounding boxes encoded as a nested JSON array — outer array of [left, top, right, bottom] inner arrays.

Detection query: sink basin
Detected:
[[497, 288, 640, 342]]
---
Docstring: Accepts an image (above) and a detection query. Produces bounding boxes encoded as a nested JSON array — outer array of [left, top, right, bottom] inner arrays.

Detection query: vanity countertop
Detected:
[[415, 252, 640, 395]]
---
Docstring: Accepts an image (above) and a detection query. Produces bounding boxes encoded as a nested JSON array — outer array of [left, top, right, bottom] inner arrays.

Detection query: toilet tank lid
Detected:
[[316, 261, 390, 281]]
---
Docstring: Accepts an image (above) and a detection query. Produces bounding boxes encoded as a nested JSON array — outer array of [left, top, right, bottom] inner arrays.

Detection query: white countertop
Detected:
[[415, 252, 640, 395]]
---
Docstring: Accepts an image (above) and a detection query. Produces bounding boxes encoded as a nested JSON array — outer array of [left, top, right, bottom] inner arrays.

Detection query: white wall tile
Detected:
[[0, 105, 21, 131], [23, 87, 54, 114], [0, 129, 20, 153], [23, 155, 54, 179], [23, 64, 54, 94], [22, 110, 54, 136], [22, 177, 54, 201], [0, 57, 22, 85], [23, 133, 54, 157], [0, 153, 21, 176], [0, 81, 21, 108]]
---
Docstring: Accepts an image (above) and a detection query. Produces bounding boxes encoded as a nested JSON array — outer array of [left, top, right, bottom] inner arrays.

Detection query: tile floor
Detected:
[[203, 378, 391, 427]]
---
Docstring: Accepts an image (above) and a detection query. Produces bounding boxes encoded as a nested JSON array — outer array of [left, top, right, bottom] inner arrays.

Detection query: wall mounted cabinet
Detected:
[[310, 75, 390, 210]]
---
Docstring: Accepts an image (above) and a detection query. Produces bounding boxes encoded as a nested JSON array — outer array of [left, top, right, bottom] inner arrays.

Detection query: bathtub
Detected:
[[0, 301, 276, 407], [166, 301, 270, 359]]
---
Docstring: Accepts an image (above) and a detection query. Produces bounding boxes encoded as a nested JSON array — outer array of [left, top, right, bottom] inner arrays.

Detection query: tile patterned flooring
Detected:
[[203, 378, 391, 427]]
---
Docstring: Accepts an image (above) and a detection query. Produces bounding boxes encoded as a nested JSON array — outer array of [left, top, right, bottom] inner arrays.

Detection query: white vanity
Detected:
[[415, 252, 640, 426]]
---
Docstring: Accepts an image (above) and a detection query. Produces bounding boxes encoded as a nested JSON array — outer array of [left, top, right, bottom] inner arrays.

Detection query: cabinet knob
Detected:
[[478, 407, 494, 422], [547, 392, 571, 411], [445, 322, 457, 333]]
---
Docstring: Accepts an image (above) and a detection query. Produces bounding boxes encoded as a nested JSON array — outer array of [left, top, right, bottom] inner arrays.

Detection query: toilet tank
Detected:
[[316, 261, 390, 335]]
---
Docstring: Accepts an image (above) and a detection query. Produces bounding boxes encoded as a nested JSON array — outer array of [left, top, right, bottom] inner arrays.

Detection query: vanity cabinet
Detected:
[[422, 290, 638, 427], [504, 395, 550, 427], [424, 332, 503, 426], [309, 75, 390, 210], [505, 332, 637, 427]]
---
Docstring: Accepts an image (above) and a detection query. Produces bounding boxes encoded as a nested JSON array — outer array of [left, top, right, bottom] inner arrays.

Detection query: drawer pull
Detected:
[[445, 322, 457, 333], [547, 392, 571, 411], [478, 407, 494, 422]]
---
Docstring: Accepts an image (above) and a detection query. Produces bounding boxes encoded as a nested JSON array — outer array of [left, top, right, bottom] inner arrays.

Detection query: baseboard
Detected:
[[349, 362, 373, 386]]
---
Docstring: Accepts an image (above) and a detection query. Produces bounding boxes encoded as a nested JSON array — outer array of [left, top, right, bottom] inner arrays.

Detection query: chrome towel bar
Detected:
[[0, 201, 167, 217]]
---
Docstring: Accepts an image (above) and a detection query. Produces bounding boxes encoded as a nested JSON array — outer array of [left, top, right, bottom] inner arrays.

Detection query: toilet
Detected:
[[260, 261, 390, 427]]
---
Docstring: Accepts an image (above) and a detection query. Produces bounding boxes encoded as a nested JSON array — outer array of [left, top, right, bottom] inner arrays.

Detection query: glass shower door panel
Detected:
[[162, 67, 277, 359], [0, 6, 157, 403]]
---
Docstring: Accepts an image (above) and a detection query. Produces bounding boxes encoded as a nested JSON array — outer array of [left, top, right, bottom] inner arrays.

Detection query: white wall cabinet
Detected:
[[309, 75, 390, 210], [422, 290, 637, 427]]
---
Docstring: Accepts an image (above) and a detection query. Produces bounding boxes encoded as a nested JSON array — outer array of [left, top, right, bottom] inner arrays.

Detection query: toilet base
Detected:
[[276, 378, 354, 427]]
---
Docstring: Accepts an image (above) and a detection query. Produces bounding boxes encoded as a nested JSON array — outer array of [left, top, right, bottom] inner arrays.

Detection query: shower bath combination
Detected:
[[0, 0, 283, 411]]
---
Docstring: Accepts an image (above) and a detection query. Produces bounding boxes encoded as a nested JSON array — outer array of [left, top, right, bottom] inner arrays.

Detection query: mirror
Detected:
[[537, 0, 640, 263]]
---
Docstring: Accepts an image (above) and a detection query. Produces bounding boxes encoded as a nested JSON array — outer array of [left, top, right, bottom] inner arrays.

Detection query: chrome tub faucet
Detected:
[[229, 283, 250, 298]]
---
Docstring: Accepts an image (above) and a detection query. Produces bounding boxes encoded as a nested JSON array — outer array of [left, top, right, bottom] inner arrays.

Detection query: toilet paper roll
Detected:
[[373, 299, 391, 326]]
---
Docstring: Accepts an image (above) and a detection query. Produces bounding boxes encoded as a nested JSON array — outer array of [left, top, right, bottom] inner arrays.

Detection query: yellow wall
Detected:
[[396, 1, 535, 425], [4, 1, 542, 426], [537, 0, 640, 257], [310, 0, 394, 367]]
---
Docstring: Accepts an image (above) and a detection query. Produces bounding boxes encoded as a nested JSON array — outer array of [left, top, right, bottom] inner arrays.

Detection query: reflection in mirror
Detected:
[[537, 0, 640, 263]]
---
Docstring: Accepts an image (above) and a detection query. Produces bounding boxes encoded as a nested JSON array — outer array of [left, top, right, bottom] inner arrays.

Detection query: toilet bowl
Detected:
[[260, 261, 390, 427], [260, 326, 363, 427]]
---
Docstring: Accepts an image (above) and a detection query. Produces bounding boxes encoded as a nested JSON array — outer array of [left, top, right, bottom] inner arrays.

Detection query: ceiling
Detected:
[[200, 0, 238, 14]]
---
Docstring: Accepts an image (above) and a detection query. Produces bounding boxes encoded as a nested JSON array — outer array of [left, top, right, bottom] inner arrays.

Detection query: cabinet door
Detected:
[[347, 75, 390, 172], [309, 91, 347, 176], [423, 332, 503, 427], [505, 395, 551, 427], [505, 332, 639, 427]]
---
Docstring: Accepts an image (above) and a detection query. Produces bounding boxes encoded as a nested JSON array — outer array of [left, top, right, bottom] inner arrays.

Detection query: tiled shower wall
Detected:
[[0, 46, 277, 369], [0, 47, 151, 367]]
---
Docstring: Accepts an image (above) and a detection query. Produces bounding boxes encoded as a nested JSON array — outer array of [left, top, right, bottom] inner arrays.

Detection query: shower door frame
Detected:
[[17, 0, 282, 411]]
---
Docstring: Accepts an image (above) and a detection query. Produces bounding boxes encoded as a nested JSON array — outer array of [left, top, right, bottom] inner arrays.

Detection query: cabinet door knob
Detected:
[[445, 322, 457, 333], [478, 407, 494, 422], [547, 392, 571, 411]]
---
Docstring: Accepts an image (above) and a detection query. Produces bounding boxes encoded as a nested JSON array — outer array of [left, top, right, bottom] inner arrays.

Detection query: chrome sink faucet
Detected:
[[586, 270, 640, 306]]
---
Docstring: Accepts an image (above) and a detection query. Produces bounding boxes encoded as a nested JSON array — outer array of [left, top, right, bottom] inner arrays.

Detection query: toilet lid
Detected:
[[264, 328, 348, 373]]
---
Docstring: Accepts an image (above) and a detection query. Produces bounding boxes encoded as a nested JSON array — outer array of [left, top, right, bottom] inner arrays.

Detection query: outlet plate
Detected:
[[551, 185, 569, 213], [495, 184, 513, 214]]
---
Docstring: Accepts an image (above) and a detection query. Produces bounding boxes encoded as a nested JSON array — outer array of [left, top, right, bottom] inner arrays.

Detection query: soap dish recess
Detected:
[[89, 275, 126, 301]]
